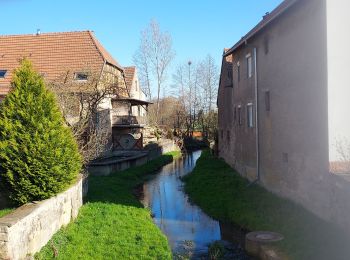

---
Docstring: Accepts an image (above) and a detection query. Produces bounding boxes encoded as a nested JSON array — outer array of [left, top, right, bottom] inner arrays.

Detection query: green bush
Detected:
[[0, 59, 82, 205]]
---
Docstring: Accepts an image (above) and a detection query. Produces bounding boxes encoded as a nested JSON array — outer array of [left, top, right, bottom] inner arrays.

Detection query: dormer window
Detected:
[[0, 70, 7, 78], [74, 72, 88, 81]]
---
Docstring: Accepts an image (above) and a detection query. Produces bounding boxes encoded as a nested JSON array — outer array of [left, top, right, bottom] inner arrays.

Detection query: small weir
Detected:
[[138, 150, 249, 259]]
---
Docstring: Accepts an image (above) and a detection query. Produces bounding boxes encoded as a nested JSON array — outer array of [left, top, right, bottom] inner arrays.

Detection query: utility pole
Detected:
[[188, 60, 192, 137]]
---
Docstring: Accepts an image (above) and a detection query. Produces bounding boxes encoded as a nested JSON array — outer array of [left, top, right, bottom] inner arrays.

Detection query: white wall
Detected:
[[129, 68, 147, 117], [327, 0, 350, 169]]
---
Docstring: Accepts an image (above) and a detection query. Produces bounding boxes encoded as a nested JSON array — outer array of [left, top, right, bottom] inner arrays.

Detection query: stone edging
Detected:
[[0, 175, 85, 260]]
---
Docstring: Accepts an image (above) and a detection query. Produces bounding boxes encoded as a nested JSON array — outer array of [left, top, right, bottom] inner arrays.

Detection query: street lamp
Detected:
[[188, 60, 192, 136]]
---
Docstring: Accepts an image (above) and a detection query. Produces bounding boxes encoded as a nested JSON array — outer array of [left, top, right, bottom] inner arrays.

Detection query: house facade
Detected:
[[111, 66, 151, 150], [0, 31, 149, 153], [218, 0, 350, 231]]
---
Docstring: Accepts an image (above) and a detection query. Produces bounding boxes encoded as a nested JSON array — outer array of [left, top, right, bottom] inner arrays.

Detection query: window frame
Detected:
[[265, 90, 271, 112], [247, 103, 254, 128], [238, 105, 242, 126], [74, 72, 89, 81], [246, 53, 252, 78], [237, 62, 240, 82], [0, 70, 7, 78], [233, 106, 237, 123]]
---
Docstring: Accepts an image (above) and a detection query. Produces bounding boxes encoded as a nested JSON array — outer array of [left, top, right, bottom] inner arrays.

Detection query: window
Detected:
[[238, 106, 242, 126], [247, 103, 254, 128], [95, 112, 99, 127], [264, 35, 269, 55], [74, 72, 88, 81], [265, 91, 270, 111], [233, 106, 237, 122], [246, 54, 252, 78], [237, 62, 240, 82], [227, 130, 230, 142], [226, 67, 233, 87], [0, 70, 7, 78], [135, 80, 138, 91]]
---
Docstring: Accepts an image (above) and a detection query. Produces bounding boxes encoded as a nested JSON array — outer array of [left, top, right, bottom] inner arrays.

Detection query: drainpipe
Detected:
[[246, 45, 260, 186], [253, 47, 260, 183]]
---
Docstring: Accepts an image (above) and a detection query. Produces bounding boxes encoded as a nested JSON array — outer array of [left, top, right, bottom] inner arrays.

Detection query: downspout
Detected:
[[253, 47, 260, 183], [247, 46, 260, 186]]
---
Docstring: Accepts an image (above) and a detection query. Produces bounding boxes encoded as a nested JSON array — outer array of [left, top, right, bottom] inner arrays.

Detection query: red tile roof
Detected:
[[0, 31, 122, 95]]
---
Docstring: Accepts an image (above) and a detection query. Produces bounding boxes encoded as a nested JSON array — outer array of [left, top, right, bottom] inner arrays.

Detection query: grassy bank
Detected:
[[0, 208, 13, 218], [183, 150, 350, 260], [36, 151, 181, 260]]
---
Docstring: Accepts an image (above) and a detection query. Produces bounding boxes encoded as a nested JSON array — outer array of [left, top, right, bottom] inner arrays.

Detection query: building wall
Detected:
[[327, 0, 350, 173], [218, 0, 350, 230], [218, 55, 236, 168], [255, 0, 329, 210], [128, 68, 147, 117], [96, 64, 128, 153]]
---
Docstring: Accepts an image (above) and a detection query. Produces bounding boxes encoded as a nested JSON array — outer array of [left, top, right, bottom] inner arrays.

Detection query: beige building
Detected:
[[0, 30, 150, 152], [218, 0, 350, 231]]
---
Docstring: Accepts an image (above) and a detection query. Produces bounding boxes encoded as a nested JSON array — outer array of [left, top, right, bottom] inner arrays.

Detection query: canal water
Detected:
[[139, 150, 248, 259]]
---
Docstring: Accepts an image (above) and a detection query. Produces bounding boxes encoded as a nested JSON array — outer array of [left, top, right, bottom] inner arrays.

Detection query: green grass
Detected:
[[35, 151, 181, 260], [0, 208, 13, 218], [183, 150, 350, 260]]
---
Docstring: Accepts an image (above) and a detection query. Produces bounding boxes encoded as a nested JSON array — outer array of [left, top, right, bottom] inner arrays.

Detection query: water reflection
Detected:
[[141, 150, 221, 255]]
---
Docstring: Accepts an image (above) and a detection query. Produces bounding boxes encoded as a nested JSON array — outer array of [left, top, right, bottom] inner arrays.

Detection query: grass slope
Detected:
[[183, 150, 350, 260], [0, 208, 13, 218], [36, 151, 181, 260]]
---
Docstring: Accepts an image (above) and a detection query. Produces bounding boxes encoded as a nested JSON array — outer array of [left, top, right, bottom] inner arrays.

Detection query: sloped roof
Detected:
[[0, 31, 122, 94], [225, 0, 300, 56], [124, 66, 136, 90]]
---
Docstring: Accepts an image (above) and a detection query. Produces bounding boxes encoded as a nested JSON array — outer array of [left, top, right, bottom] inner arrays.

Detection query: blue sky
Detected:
[[2, 0, 282, 87]]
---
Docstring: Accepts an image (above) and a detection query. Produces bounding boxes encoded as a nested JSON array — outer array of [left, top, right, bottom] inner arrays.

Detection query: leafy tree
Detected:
[[0, 59, 82, 205]]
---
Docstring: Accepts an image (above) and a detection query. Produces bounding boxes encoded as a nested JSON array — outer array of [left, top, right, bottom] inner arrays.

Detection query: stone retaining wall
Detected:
[[146, 139, 181, 161], [0, 175, 85, 260]]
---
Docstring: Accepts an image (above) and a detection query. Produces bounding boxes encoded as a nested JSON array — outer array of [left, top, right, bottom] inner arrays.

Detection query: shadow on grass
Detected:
[[86, 154, 175, 207], [35, 152, 180, 260], [183, 150, 350, 260]]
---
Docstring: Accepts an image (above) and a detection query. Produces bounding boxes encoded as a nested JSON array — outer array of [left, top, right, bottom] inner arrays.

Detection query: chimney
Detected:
[[263, 12, 270, 19], [36, 29, 41, 36]]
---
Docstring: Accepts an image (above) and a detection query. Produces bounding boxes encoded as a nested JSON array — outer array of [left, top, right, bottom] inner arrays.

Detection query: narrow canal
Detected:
[[139, 150, 249, 259]]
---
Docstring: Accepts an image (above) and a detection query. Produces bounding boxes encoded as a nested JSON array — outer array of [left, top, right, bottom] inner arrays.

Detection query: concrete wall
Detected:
[[88, 152, 149, 176], [128, 68, 147, 118], [0, 176, 85, 260], [327, 0, 350, 173], [218, 0, 350, 232], [218, 54, 236, 169], [146, 139, 181, 161], [256, 0, 329, 204]]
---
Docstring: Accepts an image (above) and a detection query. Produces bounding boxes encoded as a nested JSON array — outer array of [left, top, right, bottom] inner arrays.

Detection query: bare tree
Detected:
[[133, 36, 152, 100], [49, 69, 123, 165], [171, 55, 219, 138], [198, 54, 219, 114], [332, 137, 350, 173], [172, 63, 192, 135], [134, 20, 175, 123]]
